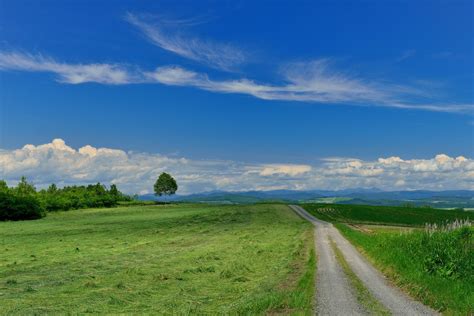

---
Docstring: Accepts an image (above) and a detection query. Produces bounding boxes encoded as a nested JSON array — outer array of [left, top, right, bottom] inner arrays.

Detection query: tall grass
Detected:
[[422, 220, 472, 279], [336, 222, 473, 314]]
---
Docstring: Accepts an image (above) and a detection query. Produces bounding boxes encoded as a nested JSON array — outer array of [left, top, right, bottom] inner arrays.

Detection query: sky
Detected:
[[0, 1, 473, 194]]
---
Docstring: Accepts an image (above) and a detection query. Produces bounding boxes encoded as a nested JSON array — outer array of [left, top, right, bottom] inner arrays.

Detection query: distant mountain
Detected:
[[138, 189, 474, 209], [344, 190, 474, 200]]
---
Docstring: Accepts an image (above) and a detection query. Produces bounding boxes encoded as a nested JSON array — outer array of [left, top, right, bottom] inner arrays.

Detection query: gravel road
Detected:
[[289, 205, 438, 316]]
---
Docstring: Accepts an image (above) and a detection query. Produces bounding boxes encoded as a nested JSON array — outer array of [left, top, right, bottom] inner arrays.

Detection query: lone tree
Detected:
[[154, 173, 178, 196]]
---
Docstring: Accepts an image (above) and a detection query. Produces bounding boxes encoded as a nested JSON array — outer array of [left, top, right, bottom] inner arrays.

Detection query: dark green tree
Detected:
[[47, 183, 58, 194], [154, 173, 178, 196], [109, 184, 119, 197], [0, 180, 8, 193], [15, 176, 36, 196], [0, 178, 44, 221]]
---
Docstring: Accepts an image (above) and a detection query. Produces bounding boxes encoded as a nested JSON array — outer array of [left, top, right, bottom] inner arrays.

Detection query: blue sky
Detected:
[[0, 1, 473, 193]]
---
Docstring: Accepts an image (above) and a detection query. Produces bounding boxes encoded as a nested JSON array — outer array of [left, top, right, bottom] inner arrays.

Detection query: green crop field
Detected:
[[302, 203, 471, 227], [0, 204, 314, 314]]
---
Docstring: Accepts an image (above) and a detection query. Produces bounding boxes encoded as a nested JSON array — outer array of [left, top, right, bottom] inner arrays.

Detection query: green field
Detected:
[[302, 203, 471, 226], [0, 204, 314, 314]]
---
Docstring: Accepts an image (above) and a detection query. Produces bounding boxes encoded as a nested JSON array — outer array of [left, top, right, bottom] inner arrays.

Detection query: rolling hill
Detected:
[[139, 190, 474, 209]]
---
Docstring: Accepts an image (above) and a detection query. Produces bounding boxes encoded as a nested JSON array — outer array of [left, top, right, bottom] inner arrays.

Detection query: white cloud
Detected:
[[395, 179, 406, 187], [396, 49, 416, 62], [0, 50, 472, 113], [147, 64, 474, 113], [259, 164, 312, 177], [126, 13, 247, 71], [0, 52, 134, 84], [146, 62, 387, 104], [1, 139, 472, 194]]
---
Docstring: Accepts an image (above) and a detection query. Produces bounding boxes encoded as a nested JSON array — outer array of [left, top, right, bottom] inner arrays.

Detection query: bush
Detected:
[[0, 191, 45, 221], [38, 182, 131, 212]]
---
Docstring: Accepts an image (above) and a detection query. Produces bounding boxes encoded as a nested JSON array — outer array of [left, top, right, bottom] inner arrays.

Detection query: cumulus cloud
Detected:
[[259, 164, 312, 177], [0, 52, 134, 84], [126, 13, 247, 71], [1, 139, 472, 194]]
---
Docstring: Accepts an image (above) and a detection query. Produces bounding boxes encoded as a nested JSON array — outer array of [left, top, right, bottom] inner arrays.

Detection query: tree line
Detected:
[[1, 172, 178, 221], [0, 177, 131, 221]]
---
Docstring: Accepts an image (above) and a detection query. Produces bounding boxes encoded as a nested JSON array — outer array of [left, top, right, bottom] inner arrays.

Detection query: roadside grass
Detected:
[[329, 238, 390, 316], [302, 203, 471, 227], [335, 223, 473, 315], [0, 203, 313, 314]]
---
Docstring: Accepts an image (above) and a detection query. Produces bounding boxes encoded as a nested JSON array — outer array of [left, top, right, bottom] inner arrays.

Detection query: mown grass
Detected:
[[303, 203, 470, 227], [0, 204, 314, 314], [336, 223, 473, 315]]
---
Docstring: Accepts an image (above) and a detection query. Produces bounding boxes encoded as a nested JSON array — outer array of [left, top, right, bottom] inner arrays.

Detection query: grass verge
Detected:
[[329, 238, 390, 316], [335, 223, 473, 315]]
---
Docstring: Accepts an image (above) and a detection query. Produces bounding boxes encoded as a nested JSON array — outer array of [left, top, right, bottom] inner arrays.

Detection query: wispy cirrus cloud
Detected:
[[125, 13, 247, 71], [1, 51, 471, 113], [396, 49, 416, 62], [0, 51, 135, 84], [146, 63, 474, 113], [145, 62, 385, 104], [1, 139, 472, 194]]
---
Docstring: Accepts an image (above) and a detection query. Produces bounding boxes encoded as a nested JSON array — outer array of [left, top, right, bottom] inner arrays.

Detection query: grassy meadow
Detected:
[[0, 204, 314, 314], [302, 203, 471, 226]]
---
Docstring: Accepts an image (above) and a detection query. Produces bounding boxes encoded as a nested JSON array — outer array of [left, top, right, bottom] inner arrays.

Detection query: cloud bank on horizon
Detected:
[[1, 139, 472, 194], [0, 13, 472, 114]]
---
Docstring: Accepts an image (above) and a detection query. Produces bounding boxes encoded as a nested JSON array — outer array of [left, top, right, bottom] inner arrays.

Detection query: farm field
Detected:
[[302, 203, 471, 226], [0, 204, 314, 314]]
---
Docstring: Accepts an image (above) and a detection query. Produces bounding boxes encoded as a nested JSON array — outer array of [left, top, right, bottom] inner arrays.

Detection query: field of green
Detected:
[[0, 204, 314, 314], [302, 203, 471, 226]]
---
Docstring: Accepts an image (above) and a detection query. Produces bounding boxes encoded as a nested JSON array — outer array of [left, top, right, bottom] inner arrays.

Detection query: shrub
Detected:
[[0, 191, 45, 221], [1, 178, 132, 220], [38, 182, 131, 212]]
